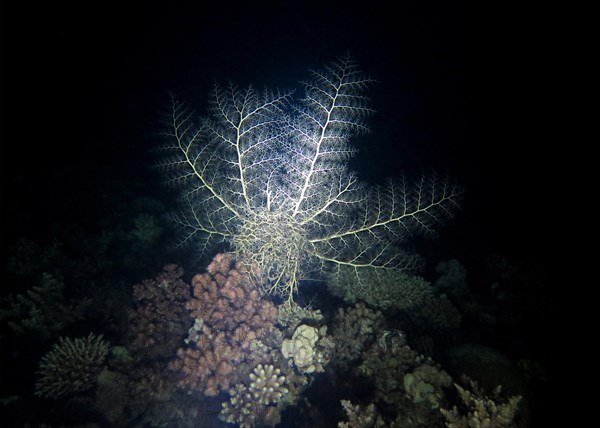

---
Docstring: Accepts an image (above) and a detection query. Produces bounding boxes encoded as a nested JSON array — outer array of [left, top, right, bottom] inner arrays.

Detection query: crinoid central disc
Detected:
[[233, 209, 308, 299]]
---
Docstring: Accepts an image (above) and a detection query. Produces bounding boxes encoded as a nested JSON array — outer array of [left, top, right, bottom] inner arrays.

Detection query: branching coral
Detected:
[[169, 253, 279, 396], [338, 400, 378, 428], [35, 333, 109, 398], [327, 268, 434, 310], [127, 264, 191, 359], [0, 272, 90, 337], [159, 54, 461, 304], [331, 303, 385, 370], [248, 364, 288, 405], [220, 364, 289, 428], [440, 382, 522, 428]]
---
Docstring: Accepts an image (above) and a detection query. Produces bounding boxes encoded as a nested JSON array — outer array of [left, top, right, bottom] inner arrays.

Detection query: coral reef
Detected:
[[349, 328, 454, 426], [440, 382, 522, 428], [327, 267, 434, 311], [403, 363, 452, 409], [408, 296, 462, 331], [282, 324, 318, 373], [444, 344, 526, 399], [35, 333, 109, 399], [249, 363, 288, 404], [358, 336, 419, 405], [127, 264, 191, 359], [169, 253, 279, 396], [220, 364, 289, 427], [331, 303, 385, 370], [220, 383, 257, 427], [338, 400, 379, 428], [277, 301, 324, 331], [93, 368, 129, 425], [0, 272, 90, 338], [434, 259, 469, 299]]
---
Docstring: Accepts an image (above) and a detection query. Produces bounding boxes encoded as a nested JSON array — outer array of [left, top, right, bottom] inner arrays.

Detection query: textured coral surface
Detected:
[[169, 253, 278, 396]]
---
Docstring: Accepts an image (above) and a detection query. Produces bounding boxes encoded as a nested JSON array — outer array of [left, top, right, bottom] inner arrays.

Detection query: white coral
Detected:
[[248, 364, 288, 404], [282, 324, 319, 373]]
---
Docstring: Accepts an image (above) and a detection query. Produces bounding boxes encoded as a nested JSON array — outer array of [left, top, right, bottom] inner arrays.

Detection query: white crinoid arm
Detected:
[[309, 173, 462, 275], [158, 86, 293, 252], [283, 54, 374, 224]]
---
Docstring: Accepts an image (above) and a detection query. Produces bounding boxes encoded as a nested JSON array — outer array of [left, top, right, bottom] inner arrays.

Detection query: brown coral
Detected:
[[127, 264, 192, 359], [331, 303, 386, 370], [169, 253, 279, 397]]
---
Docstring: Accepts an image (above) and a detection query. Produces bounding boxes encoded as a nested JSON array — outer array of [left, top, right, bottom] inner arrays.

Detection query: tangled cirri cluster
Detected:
[[169, 253, 278, 396]]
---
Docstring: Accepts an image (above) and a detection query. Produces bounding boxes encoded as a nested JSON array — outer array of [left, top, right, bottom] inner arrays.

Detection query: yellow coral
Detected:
[[281, 324, 319, 373]]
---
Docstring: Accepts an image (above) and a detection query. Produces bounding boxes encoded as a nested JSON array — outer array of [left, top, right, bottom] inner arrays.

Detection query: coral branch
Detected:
[[35, 333, 109, 399]]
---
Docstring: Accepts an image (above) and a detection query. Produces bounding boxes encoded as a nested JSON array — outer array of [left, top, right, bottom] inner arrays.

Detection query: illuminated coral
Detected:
[[169, 253, 279, 397], [440, 381, 522, 428], [220, 364, 288, 428], [220, 383, 256, 428], [35, 333, 109, 399], [282, 324, 318, 373], [281, 324, 333, 374], [249, 364, 288, 405]]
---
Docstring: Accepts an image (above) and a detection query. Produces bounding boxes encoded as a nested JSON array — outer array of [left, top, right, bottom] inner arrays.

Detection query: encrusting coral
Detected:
[[281, 324, 318, 373], [35, 333, 109, 399], [169, 253, 279, 396]]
